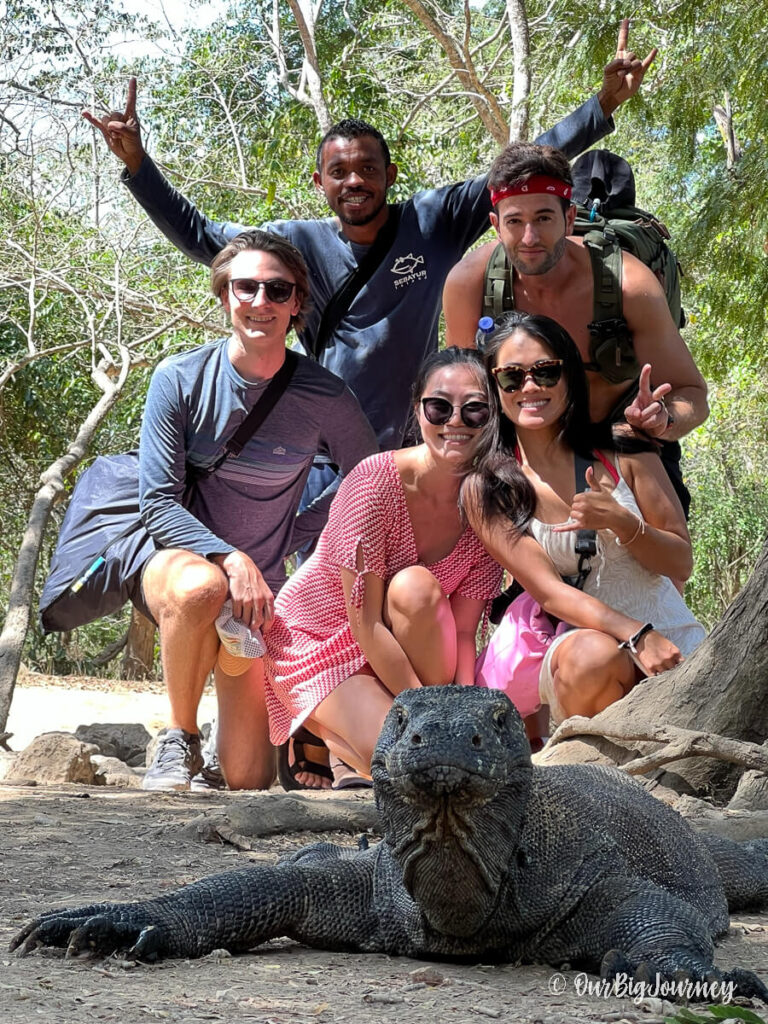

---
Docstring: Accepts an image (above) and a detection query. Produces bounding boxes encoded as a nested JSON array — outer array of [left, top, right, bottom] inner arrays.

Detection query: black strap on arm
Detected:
[[491, 453, 598, 621], [307, 204, 403, 361], [189, 349, 299, 481], [563, 453, 597, 591]]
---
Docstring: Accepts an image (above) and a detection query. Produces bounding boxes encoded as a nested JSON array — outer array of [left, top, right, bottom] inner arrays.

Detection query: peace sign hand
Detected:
[[82, 77, 145, 176], [598, 18, 658, 117], [624, 363, 673, 438]]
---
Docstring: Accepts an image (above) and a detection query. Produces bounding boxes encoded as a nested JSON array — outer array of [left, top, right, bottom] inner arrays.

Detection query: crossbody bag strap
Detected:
[[308, 204, 403, 362], [192, 348, 299, 480]]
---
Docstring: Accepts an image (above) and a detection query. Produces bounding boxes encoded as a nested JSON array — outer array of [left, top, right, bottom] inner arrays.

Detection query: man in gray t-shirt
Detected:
[[138, 230, 376, 793]]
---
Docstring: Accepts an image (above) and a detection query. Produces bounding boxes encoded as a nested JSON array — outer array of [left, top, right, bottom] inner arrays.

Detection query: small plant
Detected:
[[664, 1004, 768, 1023]]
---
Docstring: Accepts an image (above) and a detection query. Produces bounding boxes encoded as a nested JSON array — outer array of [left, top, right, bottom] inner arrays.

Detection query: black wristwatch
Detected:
[[619, 622, 654, 654]]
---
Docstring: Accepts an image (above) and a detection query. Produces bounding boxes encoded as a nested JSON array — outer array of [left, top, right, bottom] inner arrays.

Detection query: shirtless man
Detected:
[[442, 142, 708, 510]]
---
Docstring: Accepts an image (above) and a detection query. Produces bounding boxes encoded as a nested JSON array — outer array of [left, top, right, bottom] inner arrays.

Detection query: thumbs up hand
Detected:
[[553, 465, 626, 534]]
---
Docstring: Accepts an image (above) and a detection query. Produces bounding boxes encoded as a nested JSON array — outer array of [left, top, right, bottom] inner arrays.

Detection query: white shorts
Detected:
[[537, 629, 576, 728]]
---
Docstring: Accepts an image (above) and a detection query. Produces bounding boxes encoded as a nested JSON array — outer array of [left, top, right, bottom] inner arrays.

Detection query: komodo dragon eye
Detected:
[[394, 705, 408, 729], [492, 708, 507, 730]]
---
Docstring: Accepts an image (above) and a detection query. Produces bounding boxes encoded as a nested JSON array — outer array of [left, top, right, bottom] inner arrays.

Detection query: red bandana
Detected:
[[490, 175, 573, 206]]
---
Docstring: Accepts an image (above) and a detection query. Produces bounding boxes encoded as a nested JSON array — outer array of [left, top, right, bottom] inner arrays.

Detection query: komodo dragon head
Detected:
[[371, 687, 533, 937]]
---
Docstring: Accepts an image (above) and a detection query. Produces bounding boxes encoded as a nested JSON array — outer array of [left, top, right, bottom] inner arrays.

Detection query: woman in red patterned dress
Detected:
[[263, 348, 503, 780]]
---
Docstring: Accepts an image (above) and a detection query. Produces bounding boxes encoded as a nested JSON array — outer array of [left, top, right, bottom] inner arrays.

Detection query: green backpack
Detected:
[[482, 154, 684, 386]]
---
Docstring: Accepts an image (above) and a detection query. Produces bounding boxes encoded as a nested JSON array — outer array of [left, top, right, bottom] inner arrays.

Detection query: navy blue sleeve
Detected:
[[288, 387, 378, 553], [122, 157, 249, 266], [535, 95, 614, 158], [138, 363, 236, 557], [124, 96, 612, 267]]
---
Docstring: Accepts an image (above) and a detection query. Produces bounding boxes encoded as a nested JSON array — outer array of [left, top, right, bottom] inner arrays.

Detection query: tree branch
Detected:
[[713, 93, 742, 168], [0, 346, 133, 732], [400, 0, 509, 145], [547, 717, 768, 776], [285, 0, 332, 132]]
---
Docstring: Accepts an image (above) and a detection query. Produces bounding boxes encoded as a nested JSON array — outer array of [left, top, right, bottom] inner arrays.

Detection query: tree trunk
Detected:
[[285, 0, 332, 132], [505, 0, 530, 141], [0, 349, 131, 732], [554, 535, 768, 797], [121, 607, 156, 680]]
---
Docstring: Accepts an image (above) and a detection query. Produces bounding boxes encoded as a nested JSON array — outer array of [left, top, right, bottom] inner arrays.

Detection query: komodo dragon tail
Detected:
[[701, 835, 768, 911]]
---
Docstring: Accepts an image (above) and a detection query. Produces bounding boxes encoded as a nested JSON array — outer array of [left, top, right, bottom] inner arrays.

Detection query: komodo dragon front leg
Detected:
[[11, 859, 380, 961], [539, 876, 768, 1002]]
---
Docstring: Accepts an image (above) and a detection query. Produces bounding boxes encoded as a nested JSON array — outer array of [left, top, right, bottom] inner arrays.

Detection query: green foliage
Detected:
[[664, 1005, 767, 1023], [683, 366, 768, 628]]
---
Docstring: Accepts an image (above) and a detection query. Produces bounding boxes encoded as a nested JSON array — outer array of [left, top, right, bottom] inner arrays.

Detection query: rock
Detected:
[[0, 750, 18, 781], [409, 966, 446, 986], [362, 992, 405, 1004], [727, 770, 768, 811], [8, 733, 100, 785], [74, 723, 151, 766], [534, 737, 622, 768], [181, 793, 380, 845], [634, 996, 674, 1015], [90, 754, 140, 787]]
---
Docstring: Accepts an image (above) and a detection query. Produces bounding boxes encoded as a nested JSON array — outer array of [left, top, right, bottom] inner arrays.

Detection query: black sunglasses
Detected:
[[420, 397, 491, 428], [229, 278, 296, 303], [492, 359, 564, 392]]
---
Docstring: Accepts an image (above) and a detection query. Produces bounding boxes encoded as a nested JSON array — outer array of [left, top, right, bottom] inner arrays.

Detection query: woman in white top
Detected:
[[465, 311, 705, 728]]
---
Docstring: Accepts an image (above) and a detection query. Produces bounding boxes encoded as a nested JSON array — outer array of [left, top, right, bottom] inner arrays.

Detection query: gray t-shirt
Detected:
[[139, 340, 377, 592], [125, 96, 613, 449]]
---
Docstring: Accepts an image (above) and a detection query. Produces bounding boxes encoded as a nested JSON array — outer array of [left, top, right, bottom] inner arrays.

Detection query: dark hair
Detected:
[[210, 229, 310, 334], [410, 345, 487, 405], [489, 142, 573, 215], [465, 312, 608, 533], [409, 347, 489, 471], [316, 118, 391, 173]]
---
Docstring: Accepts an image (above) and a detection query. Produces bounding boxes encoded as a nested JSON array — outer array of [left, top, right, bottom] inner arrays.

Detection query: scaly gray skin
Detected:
[[11, 688, 768, 1000]]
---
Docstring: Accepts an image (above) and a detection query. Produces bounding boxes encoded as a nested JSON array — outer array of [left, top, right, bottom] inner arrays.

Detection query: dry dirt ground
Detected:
[[2, 673, 768, 1024]]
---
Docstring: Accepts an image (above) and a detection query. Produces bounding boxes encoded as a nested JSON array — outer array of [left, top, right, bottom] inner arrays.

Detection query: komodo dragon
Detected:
[[11, 687, 768, 999]]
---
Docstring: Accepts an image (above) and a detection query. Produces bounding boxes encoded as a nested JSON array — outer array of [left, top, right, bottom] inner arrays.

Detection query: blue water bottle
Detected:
[[475, 316, 495, 352]]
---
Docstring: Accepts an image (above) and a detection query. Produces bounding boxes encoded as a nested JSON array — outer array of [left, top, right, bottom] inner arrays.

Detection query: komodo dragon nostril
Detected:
[[411, 733, 422, 745]]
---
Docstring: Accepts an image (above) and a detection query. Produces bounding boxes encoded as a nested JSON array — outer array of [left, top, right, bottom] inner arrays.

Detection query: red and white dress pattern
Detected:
[[264, 451, 503, 743]]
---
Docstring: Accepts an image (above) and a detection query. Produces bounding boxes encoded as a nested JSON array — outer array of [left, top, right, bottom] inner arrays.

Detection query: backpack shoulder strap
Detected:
[[582, 228, 639, 384], [482, 241, 514, 320], [582, 227, 623, 323]]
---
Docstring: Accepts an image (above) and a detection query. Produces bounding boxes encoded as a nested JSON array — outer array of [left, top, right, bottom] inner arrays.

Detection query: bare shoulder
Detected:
[[446, 240, 498, 285], [617, 449, 667, 486], [620, 250, 667, 299]]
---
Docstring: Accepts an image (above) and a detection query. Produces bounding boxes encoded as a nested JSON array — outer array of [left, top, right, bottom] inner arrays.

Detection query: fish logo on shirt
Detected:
[[391, 254, 425, 275], [391, 253, 427, 290]]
